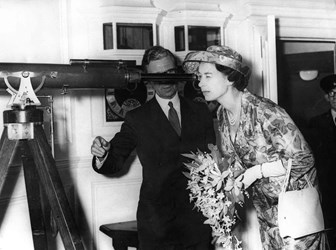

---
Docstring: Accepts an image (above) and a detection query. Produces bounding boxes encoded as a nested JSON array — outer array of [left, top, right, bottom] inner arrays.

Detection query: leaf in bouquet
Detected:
[[210, 164, 221, 175], [223, 204, 228, 215], [232, 168, 245, 178], [235, 209, 242, 222], [215, 170, 230, 191], [183, 162, 198, 170], [227, 156, 235, 166], [218, 159, 229, 172], [182, 171, 191, 179], [224, 204, 235, 220], [221, 170, 230, 179], [230, 204, 236, 216], [197, 148, 204, 155], [231, 189, 237, 202], [224, 177, 234, 191], [216, 181, 223, 191], [209, 144, 220, 163], [234, 192, 245, 204], [226, 190, 233, 199], [209, 174, 220, 186], [207, 143, 216, 152], [211, 152, 219, 166], [204, 218, 213, 225], [233, 181, 243, 195], [181, 152, 202, 165]]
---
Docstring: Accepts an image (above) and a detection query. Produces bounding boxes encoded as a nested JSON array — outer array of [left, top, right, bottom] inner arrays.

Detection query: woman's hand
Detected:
[[235, 165, 262, 189], [235, 160, 286, 189]]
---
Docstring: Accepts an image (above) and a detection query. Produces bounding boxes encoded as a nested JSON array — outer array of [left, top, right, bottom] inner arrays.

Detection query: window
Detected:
[[117, 23, 153, 49], [103, 23, 113, 50], [174, 25, 221, 51], [188, 26, 221, 50], [103, 23, 154, 50], [175, 26, 185, 51]]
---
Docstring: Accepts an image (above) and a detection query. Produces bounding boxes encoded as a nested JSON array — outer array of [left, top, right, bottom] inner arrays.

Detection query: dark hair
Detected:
[[215, 64, 250, 91], [141, 46, 177, 72]]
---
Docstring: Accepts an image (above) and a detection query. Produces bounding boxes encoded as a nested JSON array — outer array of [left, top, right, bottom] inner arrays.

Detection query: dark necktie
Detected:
[[168, 101, 181, 136]]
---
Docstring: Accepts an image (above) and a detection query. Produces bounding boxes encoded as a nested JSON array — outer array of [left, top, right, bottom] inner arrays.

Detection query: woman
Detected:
[[182, 45, 325, 249]]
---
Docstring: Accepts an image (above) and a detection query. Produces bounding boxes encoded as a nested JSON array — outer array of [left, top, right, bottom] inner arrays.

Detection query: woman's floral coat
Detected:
[[217, 89, 325, 249]]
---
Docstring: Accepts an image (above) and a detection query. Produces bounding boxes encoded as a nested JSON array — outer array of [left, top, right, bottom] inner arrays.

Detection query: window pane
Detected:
[[117, 23, 153, 49], [103, 23, 113, 50], [175, 26, 185, 51], [188, 26, 221, 51]]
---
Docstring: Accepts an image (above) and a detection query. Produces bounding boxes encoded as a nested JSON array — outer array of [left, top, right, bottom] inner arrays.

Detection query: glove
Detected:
[[261, 159, 286, 177], [236, 160, 286, 189], [236, 164, 262, 189]]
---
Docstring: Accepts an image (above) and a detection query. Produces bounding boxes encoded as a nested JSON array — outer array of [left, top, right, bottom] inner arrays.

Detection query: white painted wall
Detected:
[[0, 0, 336, 249]]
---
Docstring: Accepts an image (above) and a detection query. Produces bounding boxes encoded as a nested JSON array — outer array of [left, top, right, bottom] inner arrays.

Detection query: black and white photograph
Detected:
[[0, 1, 335, 249]]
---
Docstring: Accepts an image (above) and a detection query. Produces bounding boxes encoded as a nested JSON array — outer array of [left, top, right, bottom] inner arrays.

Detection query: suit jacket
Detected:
[[309, 110, 336, 161], [93, 95, 216, 247], [308, 110, 336, 228]]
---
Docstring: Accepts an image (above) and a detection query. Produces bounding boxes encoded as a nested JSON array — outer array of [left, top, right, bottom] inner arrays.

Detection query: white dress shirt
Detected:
[[155, 92, 181, 125], [331, 109, 336, 126]]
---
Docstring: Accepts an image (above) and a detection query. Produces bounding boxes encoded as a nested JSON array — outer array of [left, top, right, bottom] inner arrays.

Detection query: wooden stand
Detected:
[[0, 107, 84, 250], [100, 221, 138, 250]]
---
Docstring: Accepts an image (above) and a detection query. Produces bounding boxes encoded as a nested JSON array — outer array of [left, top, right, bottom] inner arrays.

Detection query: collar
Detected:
[[155, 93, 181, 120], [331, 109, 336, 124], [155, 92, 180, 110]]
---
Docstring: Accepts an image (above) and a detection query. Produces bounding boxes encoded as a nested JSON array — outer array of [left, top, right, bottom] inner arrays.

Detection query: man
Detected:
[[91, 46, 216, 250], [308, 74, 336, 249]]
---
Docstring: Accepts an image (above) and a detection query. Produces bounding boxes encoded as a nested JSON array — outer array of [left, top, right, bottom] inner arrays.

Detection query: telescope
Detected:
[[0, 59, 197, 108]]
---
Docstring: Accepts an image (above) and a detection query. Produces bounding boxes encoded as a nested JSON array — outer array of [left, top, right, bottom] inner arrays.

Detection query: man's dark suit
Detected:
[[93, 95, 216, 249], [308, 110, 336, 248]]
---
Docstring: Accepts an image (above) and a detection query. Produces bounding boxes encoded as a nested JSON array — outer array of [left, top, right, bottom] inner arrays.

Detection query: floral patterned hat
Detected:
[[182, 45, 247, 76]]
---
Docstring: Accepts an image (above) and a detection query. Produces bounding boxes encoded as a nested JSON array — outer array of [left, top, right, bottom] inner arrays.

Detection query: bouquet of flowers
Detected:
[[183, 144, 247, 250]]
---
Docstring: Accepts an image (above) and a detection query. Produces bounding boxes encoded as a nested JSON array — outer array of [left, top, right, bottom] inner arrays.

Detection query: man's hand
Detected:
[[91, 136, 111, 160]]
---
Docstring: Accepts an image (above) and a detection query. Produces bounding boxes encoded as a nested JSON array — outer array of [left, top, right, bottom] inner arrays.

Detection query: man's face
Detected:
[[325, 88, 336, 111], [146, 56, 178, 99]]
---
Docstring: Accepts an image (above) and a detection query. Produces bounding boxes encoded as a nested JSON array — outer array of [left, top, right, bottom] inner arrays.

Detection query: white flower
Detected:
[[182, 144, 246, 250]]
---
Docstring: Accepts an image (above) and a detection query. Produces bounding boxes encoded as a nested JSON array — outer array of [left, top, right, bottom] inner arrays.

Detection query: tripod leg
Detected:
[[0, 127, 19, 193], [21, 141, 48, 250], [28, 125, 84, 250]]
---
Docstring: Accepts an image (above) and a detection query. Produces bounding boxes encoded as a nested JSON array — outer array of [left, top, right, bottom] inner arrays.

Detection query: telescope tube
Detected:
[[0, 62, 197, 91]]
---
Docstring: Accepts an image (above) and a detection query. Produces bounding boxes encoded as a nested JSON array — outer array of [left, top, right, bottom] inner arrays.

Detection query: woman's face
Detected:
[[197, 62, 231, 102]]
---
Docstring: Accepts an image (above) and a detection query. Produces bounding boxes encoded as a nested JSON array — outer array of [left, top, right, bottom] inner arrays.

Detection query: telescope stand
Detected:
[[0, 107, 84, 250]]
